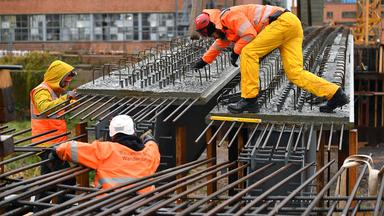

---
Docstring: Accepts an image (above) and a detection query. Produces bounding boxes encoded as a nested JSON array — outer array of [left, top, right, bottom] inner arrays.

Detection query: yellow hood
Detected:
[[43, 60, 74, 91]]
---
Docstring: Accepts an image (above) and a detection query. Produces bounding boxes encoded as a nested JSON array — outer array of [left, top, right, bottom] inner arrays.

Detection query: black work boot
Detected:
[[227, 98, 258, 114], [319, 87, 349, 113]]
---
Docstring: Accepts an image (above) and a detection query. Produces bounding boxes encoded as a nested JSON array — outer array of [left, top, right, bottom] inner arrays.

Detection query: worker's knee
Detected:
[[285, 67, 303, 83], [241, 45, 259, 60]]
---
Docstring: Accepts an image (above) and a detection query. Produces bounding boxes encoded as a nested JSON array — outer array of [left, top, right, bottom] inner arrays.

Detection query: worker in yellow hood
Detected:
[[30, 60, 78, 146], [30, 60, 78, 208]]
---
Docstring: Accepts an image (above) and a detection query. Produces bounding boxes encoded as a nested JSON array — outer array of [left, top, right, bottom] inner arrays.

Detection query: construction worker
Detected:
[[51, 114, 160, 193], [30, 60, 77, 209], [193, 4, 349, 113], [30, 60, 78, 146]]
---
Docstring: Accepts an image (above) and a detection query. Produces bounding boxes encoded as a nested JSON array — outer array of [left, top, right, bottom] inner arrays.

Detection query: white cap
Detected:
[[109, 115, 135, 137]]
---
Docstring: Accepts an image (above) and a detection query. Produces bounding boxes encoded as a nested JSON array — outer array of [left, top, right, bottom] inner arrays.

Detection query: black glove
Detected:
[[48, 147, 60, 161], [192, 58, 208, 69], [141, 134, 156, 144], [230, 51, 239, 67]]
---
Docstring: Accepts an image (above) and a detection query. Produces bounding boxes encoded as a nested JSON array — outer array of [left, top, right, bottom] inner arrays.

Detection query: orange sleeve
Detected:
[[221, 11, 256, 54], [202, 39, 231, 64], [144, 141, 161, 173], [56, 140, 111, 170]]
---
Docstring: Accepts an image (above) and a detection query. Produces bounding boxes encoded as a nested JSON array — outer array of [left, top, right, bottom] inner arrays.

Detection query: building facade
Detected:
[[0, 0, 262, 54]]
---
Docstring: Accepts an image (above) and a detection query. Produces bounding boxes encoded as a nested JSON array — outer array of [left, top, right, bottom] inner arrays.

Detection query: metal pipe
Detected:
[[47, 95, 89, 118], [25, 131, 71, 147], [235, 162, 315, 216], [374, 175, 384, 216], [80, 96, 116, 121], [163, 98, 190, 122], [90, 97, 126, 121], [293, 124, 304, 151], [0, 159, 50, 179], [172, 97, 199, 122], [61, 159, 216, 216], [317, 123, 324, 151], [36, 99, 70, 117], [9, 128, 31, 137], [195, 120, 214, 143], [205, 164, 292, 216], [338, 124, 345, 150], [136, 98, 169, 122], [70, 96, 106, 120], [57, 95, 97, 118], [303, 166, 346, 215], [134, 163, 248, 216], [227, 122, 244, 148], [218, 122, 236, 147], [306, 123, 314, 150], [208, 121, 226, 145], [148, 98, 177, 122], [97, 161, 234, 216], [98, 97, 135, 121], [14, 129, 58, 145], [267, 160, 334, 215], [341, 161, 369, 216], [327, 122, 334, 151], [34, 158, 214, 216], [177, 163, 274, 216]]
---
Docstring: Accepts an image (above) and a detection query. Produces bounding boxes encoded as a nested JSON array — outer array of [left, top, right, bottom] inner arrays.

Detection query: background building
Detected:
[[0, 0, 264, 54]]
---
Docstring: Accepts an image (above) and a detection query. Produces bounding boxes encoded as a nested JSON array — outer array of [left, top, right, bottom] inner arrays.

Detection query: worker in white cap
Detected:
[[51, 114, 160, 193]]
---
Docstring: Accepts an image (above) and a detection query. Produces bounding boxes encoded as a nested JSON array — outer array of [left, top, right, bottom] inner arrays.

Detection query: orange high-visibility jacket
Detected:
[[56, 140, 161, 193], [202, 4, 284, 63], [30, 82, 67, 146]]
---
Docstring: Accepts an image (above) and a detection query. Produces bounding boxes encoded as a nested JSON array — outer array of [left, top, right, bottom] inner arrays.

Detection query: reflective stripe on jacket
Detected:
[[202, 4, 284, 63], [56, 140, 161, 193], [30, 82, 67, 146]]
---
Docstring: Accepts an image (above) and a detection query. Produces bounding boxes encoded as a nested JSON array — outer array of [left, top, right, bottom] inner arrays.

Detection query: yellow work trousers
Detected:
[[239, 12, 339, 99]]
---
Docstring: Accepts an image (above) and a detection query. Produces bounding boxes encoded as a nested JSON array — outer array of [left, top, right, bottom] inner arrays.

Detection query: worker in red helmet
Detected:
[[193, 4, 349, 113], [51, 115, 160, 193]]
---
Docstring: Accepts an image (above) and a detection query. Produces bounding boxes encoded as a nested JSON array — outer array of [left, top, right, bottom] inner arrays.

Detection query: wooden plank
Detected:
[[75, 122, 89, 190], [348, 129, 358, 207], [176, 126, 186, 195]]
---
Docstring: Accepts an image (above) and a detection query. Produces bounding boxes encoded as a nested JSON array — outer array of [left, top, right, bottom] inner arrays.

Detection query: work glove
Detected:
[[192, 58, 208, 70], [230, 50, 239, 67], [66, 90, 78, 100], [140, 130, 156, 144], [47, 147, 60, 161]]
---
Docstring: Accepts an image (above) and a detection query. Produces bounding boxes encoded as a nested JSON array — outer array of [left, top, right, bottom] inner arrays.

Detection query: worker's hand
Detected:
[[140, 131, 156, 144], [230, 51, 239, 67], [66, 90, 78, 100], [48, 147, 60, 161], [192, 58, 208, 70]]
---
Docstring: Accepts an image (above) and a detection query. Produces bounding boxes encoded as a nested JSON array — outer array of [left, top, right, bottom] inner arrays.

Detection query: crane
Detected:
[[354, 0, 382, 45]]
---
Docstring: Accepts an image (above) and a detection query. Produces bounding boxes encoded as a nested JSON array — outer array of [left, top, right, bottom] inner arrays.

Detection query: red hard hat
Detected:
[[195, 13, 210, 31]]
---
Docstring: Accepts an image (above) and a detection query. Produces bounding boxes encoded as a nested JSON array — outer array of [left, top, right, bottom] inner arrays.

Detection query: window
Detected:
[[29, 15, 44, 41], [62, 14, 91, 41], [326, 11, 333, 19], [342, 11, 356, 18], [15, 15, 28, 41], [94, 14, 133, 41], [142, 13, 174, 41], [46, 15, 60, 41], [0, 16, 15, 42]]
